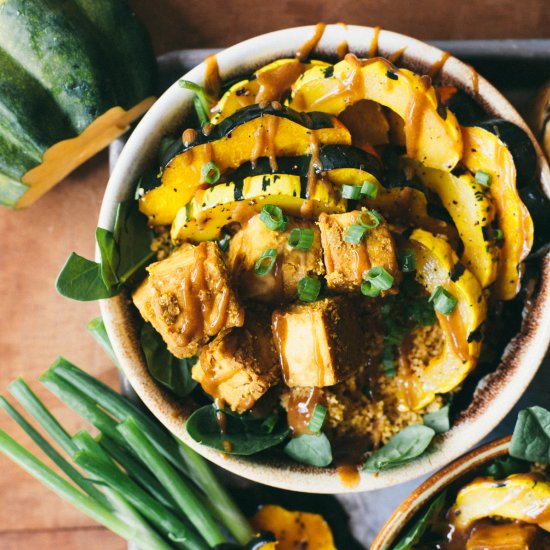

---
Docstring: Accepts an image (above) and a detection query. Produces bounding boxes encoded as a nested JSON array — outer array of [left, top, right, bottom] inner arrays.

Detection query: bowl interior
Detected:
[[99, 24, 550, 493]]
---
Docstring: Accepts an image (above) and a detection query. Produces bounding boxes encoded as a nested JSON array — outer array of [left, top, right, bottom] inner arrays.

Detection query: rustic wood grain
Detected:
[[0, 2, 548, 548]]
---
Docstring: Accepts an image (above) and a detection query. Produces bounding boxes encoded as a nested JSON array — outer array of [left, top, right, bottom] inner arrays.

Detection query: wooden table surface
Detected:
[[1, 2, 549, 548]]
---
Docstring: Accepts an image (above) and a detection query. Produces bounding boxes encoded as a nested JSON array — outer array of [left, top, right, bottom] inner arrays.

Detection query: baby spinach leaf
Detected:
[[393, 489, 447, 550], [284, 433, 333, 467], [483, 455, 530, 479], [186, 405, 289, 455], [423, 404, 451, 434], [510, 406, 550, 463], [140, 323, 196, 397], [55, 253, 118, 301], [364, 425, 435, 472], [56, 200, 154, 301]]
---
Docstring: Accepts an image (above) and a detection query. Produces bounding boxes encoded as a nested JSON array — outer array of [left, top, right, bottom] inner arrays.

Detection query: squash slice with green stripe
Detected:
[[288, 56, 462, 171], [0, 0, 156, 208], [140, 104, 352, 225]]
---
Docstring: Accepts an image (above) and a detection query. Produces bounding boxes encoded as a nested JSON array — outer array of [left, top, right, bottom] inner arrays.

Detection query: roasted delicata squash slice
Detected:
[[450, 473, 550, 532], [171, 172, 346, 242], [251, 505, 337, 550], [461, 121, 535, 300], [139, 104, 351, 225], [396, 229, 486, 410], [405, 159, 499, 288], [288, 55, 462, 171], [212, 58, 330, 123]]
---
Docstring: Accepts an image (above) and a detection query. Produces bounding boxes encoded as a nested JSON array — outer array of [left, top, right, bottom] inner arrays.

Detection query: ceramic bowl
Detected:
[[99, 24, 550, 493], [370, 436, 511, 549]]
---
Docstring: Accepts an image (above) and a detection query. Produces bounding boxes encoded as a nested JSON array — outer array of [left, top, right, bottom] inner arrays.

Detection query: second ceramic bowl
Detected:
[[99, 24, 550, 493]]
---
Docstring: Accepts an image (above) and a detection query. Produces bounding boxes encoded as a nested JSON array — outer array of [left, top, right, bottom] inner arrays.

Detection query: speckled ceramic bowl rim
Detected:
[[99, 24, 550, 493], [371, 436, 512, 549]]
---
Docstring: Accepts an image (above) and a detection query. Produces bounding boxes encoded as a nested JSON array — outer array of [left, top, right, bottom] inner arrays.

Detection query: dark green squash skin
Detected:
[[161, 104, 338, 166], [73, 0, 157, 109]]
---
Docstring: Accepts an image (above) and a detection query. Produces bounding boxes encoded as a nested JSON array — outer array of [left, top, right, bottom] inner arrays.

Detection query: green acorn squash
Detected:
[[0, 0, 156, 208]]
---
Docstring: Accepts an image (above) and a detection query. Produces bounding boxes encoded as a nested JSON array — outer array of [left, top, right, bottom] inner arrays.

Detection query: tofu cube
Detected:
[[132, 242, 244, 358], [192, 308, 281, 412], [272, 297, 362, 387], [318, 211, 398, 293], [227, 214, 324, 302]]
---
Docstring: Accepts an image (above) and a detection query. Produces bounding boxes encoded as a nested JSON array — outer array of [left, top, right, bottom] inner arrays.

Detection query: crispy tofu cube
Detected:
[[272, 297, 362, 387], [227, 214, 324, 302], [132, 242, 244, 358], [318, 211, 399, 293], [192, 308, 281, 412]]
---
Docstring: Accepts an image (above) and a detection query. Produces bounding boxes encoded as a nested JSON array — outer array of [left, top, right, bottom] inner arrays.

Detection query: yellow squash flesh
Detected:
[[406, 159, 499, 288], [140, 115, 351, 225], [251, 504, 336, 550], [461, 126, 534, 300], [288, 56, 462, 171], [171, 173, 346, 242], [451, 473, 550, 532], [396, 229, 486, 410], [212, 58, 330, 123]]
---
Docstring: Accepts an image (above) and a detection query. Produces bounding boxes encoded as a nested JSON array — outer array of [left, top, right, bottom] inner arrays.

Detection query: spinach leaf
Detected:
[[55, 253, 117, 301], [510, 406, 550, 463], [393, 489, 447, 550], [423, 404, 451, 434], [186, 404, 289, 455], [140, 323, 196, 397], [284, 433, 333, 467], [364, 425, 435, 472], [483, 456, 530, 479], [56, 200, 154, 301]]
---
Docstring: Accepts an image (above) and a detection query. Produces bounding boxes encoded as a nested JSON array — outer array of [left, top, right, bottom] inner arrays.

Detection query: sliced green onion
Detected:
[[429, 286, 458, 315], [344, 224, 367, 244], [259, 205, 287, 231], [201, 161, 220, 185], [179, 80, 212, 127], [360, 180, 378, 199], [365, 266, 394, 291], [341, 184, 362, 200], [494, 228, 504, 241], [307, 404, 327, 433], [218, 233, 231, 252], [398, 248, 416, 273], [254, 248, 278, 276], [361, 280, 381, 297], [475, 170, 492, 187], [358, 209, 381, 229], [288, 228, 314, 250], [297, 276, 321, 302], [382, 346, 396, 378]]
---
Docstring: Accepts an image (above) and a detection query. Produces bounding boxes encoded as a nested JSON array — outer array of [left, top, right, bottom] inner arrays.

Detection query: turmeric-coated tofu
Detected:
[[132, 242, 244, 359], [318, 211, 399, 293], [272, 297, 362, 387], [227, 214, 324, 302], [192, 308, 281, 412]]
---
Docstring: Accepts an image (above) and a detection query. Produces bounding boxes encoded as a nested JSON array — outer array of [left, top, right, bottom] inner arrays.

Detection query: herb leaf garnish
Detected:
[[284, 433, 333, 467], [56, 200, 154, 301], [423, 404, 451, 434], [510, 406, 550, 463], [364, 425, 435, 472]]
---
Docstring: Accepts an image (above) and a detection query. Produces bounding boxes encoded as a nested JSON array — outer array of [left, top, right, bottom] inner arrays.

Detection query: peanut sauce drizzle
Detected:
[[250, 123, 267, 168], [336, 40, 349, 60], [204, 54, 221, 100], [266, 115, 280, 171], [182, 128, 197, 147], [336, 465, 360, 488], [464, 63, 480, 96], [255, 60, 304, 104], [428, 50, 451, 79], [286, 387, 324, 435], [296, 22, 326, 62], [368, 26, 381, 58], [301, 131, 321, 219], [197, 142, 214, 185], [438, 308, 469, 362], [388, 46, 407, 64]]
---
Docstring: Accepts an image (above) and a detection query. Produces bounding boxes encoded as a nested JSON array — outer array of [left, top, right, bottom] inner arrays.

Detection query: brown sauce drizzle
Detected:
[[336, 40, 349, 60], [198, 142, 214, 184], [204, 54, 221, 101], [388, 46, 407, 64], [296, 23, 326, 62], [428, 50, 451, 80], [337, 465, 360, 488], [272, 311, 289, 381], [255, 59, 304, 104], [368, 26, 381, 58], [250, 123, 267, 168], [266, 115, 280, 171], [182, 128, 197, 147], [286, 387, 325, 435], [438, 310, 469, 362]]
